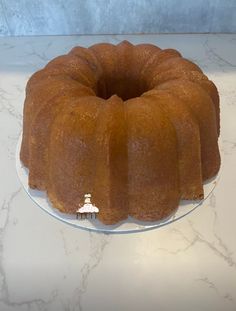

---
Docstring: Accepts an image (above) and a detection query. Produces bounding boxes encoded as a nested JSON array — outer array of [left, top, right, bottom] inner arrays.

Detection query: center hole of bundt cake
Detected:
[[96, 77, 148, 101]]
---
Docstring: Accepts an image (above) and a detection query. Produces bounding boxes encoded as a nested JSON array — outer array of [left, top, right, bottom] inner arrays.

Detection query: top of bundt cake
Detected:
[[20, 40, 220, 225]]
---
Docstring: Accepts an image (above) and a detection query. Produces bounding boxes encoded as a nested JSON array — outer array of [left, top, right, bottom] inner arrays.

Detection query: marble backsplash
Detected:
[[0, 0, 236, 36]]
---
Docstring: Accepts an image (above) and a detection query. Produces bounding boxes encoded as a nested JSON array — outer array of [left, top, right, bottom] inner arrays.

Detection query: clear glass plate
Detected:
[[16, 135, 220, 233]]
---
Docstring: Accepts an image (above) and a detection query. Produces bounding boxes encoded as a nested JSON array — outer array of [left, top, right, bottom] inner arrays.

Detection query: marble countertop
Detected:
[[0, 34, 236, 311]]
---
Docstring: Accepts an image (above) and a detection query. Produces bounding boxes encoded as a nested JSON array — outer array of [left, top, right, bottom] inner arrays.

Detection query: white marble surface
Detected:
[[0, 34, 236, 311]]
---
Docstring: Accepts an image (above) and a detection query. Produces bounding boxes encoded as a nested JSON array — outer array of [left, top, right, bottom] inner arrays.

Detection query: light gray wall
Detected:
[[0, 0, 236, 36]]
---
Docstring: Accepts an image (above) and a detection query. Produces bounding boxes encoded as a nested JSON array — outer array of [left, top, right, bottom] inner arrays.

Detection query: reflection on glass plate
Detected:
[[16, 135, 220, 233]]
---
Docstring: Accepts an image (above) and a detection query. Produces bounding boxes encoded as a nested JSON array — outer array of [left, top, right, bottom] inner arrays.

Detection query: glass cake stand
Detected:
[[16, 135, 220, 233]]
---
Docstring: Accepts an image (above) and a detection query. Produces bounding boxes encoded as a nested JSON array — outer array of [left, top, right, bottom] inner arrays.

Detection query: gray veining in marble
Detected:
[[0, 0, 236, 36]]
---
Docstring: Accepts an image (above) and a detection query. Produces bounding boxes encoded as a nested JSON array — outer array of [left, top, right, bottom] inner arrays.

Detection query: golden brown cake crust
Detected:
[[20, 40, 221, 225], [142, 89, 203, 200], [126, 96, 180, 221]]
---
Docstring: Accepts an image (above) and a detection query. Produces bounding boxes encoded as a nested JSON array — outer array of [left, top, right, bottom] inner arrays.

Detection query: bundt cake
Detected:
[[20, 40, 220, 225]]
